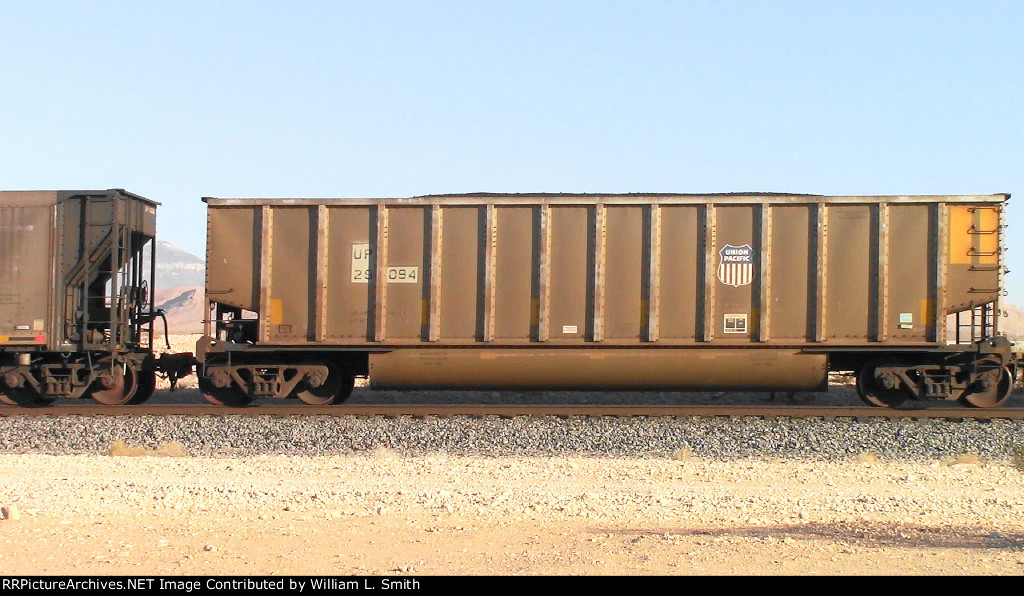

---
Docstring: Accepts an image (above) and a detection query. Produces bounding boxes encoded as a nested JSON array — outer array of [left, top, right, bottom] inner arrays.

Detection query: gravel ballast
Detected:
[[2, 384, 1023, 461], [3, 385, 1024, 575], [2, 408, 1023, 462]]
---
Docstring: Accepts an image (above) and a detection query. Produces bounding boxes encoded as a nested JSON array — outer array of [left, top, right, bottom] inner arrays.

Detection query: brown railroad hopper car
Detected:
[[0, 190, 190, 406], [199, 193, 1014, 408]]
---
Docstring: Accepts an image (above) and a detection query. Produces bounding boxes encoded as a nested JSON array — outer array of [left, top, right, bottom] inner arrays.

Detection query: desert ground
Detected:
[[1, 335, 1022, 576], [1, 453, 1023, 576]]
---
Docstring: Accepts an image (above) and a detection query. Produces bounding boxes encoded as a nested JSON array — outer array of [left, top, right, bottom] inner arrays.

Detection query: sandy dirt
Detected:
[[1, 453, 1023, 576], [2, 335, 1021, 576]]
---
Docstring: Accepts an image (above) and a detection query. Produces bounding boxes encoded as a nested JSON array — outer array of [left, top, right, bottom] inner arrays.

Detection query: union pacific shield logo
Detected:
[[718, 244, 754, 287]]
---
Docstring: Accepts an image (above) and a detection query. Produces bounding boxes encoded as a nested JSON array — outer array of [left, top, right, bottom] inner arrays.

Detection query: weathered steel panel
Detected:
[[206, 207, 258, 312], [657, 205, 699, 339], [203, 193, 1008, 350], [887, 204, 932, 341], [268, 207, 314, 340], [604, 206, 643, 339], [439, 206, 480, 340], [767, 205, 810, 340], [381, 207, 425, 340], [826, 205, 871, 340], [493, 207, 533, 339], [714, 205, 755, 340], [0, 201, 53, 343], [548, 206, 588, 341], [324, 206, 371, 339]]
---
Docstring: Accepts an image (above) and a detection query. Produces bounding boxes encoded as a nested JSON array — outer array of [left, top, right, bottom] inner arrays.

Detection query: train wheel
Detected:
[[856, 362, 907, 408], [199, 376, 252, 407], [960, 365, 1013, 409], [89, 363, 139, 405], [0, 386, 52, 407], [295, 361, 354, 405], [127, 370, 157, 405]]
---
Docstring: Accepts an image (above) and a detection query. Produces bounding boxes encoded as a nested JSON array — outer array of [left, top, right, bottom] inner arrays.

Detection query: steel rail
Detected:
[[2, 404, 1023, 419]]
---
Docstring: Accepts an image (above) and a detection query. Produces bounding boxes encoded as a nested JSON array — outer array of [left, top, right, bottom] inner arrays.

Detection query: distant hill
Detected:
[[1001, 304, 1024, 340], [150, 241, 205, 334], [145, 240, 205, 289], [153, 286, 204, 335]]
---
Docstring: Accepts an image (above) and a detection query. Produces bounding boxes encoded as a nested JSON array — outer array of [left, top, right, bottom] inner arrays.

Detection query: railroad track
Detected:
[[2, 404, 1023, 419]]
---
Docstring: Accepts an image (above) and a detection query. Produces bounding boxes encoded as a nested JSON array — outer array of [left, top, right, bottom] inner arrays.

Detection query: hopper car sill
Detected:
[[216, 344, 392, 353]]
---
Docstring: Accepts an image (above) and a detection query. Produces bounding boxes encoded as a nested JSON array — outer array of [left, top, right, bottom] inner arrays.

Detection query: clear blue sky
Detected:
[[3, 1, 1023, 298]]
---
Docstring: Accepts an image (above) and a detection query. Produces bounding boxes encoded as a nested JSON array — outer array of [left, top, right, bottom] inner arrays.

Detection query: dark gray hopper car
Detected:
[[0, 190, 191, 405], [199, 192, 1015, 408]]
